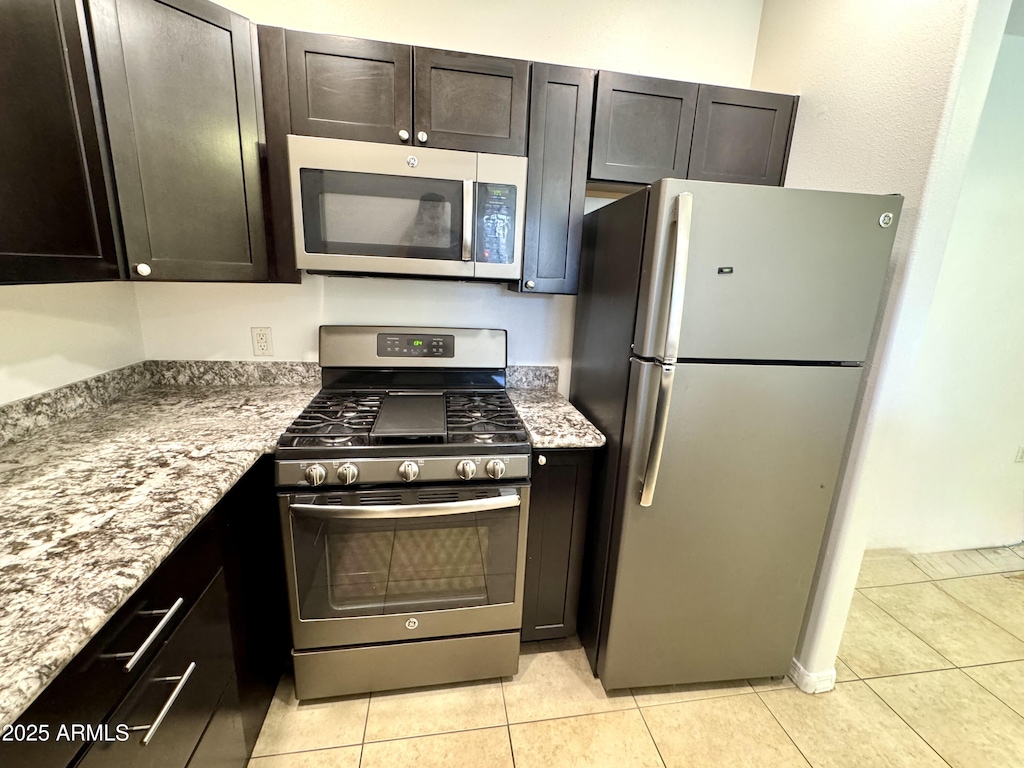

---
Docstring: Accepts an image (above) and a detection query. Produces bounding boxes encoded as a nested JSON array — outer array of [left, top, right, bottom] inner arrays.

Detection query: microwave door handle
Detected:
[[462, 179, 474, 262], [290, 494, 520, 520], [661, 192, 693, 362]]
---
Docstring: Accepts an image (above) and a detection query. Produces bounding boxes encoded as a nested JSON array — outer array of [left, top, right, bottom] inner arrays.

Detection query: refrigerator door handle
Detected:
[[639, 363, 676, 507], [661, 193, 693, 362]]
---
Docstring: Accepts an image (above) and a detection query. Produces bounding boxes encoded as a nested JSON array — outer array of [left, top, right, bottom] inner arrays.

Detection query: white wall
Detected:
[[865, 33, 1024, 550], [0, 282, 145, 405], [218, 0, 764, 86], [136, 276, 576, 393], [751, 0, 1011, 686]]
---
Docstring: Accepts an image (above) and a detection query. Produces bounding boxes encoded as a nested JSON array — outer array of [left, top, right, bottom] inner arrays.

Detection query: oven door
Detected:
[[288, 134, 475, 278], [281, 483, 529, 650]]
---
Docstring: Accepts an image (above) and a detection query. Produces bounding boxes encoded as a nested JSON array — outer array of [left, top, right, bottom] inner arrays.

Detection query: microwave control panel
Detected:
[[475, 183, 517, 265], [377, 333, 455, 358]]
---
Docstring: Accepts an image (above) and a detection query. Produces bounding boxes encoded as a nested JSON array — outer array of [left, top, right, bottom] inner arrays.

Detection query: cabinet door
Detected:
[[0, 0, 121, 284], [521, 450, 593, 642], [286, 31, 412, 144], [89, 0, 267, 281], [589, 72, 698, 184], [78, 571, 236, 768], [688, 85, 797, 186], [519, 65, 594, 295], [413, 48, 529, 155]]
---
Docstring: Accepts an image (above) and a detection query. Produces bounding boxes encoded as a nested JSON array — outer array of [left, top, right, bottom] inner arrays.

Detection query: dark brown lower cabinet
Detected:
[[4, 457, 286, 768], [522, 449, 594, 642], [77, 572, 240, 768]]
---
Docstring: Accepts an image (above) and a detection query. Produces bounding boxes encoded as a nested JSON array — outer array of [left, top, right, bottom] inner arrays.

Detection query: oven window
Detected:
[[300, 169, 465, 261], [290, 508, 519, 619]]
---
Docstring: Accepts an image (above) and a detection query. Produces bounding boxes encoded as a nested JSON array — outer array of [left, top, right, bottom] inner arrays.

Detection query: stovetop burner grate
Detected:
[[277, 389, 528, 449]]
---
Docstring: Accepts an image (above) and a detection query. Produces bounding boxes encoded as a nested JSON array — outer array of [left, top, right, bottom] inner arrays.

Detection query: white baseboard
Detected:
[[789, 657, 837, 694]]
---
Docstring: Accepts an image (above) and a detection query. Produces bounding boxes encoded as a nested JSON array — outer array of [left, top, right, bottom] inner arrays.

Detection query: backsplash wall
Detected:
[[134, 276, 577, 396], [0, 282, 145, 406]]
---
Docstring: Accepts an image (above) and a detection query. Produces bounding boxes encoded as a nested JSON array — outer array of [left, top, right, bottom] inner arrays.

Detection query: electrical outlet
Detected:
[[251, 327, 274, 357], [1016, 446, 1024, 463]]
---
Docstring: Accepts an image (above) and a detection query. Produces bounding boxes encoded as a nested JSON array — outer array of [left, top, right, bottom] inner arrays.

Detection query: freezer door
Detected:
[[633, 179, 902, 363], [597, 360, 863, 690]]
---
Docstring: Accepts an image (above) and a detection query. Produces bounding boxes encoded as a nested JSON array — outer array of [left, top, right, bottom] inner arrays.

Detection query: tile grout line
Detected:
[[357, 690, 371, 768], [358, 722, 515, 748], [854, 586, 960, 669], [957, 667, 1024, 724], [750, 688, 813, 768], [635, 703, 669, 768], [630, 686, 754, 710], [500, 677, 517, 768], [928, 577, 1024, 645], [859, 676, 955, 768]]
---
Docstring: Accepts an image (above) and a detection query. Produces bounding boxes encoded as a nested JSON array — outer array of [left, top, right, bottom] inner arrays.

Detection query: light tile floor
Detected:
[[250, 544, 1024, 767]]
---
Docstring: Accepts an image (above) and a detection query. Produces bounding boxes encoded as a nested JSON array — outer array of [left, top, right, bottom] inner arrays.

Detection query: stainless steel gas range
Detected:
[[275, 326, 531, 700]]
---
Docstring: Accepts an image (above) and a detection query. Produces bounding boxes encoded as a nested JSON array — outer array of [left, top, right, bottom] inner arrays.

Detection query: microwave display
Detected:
[[475, 184, 516, 265]]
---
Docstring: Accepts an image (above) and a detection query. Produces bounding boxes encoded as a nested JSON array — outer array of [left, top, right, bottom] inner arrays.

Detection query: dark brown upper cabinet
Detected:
[[688, 85, 798, 186], [589, 72, 699, 184], [284, 31, 412, 145], [90, 0, 268, 281], [274, 33, 529, 156], [519, 64, 595, 295], [413, 48, 529, 156], [0, 0, 122, 284]]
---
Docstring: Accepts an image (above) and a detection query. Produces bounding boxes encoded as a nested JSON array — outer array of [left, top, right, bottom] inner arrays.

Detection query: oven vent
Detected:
[[360, 492, 404, 505], [418, 489, 462, 503]]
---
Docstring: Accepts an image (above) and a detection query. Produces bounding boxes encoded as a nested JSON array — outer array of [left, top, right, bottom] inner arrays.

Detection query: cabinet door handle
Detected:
[[131, 661, 196, 745], [103, 598, 184, 672]]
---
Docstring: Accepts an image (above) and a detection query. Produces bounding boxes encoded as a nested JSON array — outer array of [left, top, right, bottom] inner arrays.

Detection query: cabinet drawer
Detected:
[[78, 570, 235, 768], [6, 515, 221, 768]]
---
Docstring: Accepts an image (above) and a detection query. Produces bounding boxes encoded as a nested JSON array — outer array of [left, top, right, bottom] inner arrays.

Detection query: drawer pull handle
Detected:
[[105, 598, 185, 672], [134, 661, 197, 745]]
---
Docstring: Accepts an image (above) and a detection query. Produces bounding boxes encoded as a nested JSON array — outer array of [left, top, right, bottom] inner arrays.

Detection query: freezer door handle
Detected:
[[661, 193, 693, 362], [640, 363, 676, 507]]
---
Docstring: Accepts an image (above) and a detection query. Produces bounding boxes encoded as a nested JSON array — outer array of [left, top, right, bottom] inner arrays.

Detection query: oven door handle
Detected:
[[290, 494, 521, 520]]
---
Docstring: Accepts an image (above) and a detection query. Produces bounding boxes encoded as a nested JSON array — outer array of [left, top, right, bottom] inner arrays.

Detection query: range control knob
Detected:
[[398, 461, 419, 482], [337, 463, 359, 485], [456, 459, 477, 480], [486, 459, 506, 479], [304, 464, 327, 486]]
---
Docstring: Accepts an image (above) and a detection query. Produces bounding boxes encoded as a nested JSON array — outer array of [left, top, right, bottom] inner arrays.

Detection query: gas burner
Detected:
[[277, 391, 383, 449]]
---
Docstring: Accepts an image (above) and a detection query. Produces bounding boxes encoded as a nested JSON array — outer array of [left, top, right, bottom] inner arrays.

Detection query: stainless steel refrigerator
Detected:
[[570, 178, 902, 690]]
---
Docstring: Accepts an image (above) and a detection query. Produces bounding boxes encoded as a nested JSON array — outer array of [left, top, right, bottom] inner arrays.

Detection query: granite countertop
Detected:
[[508, 388, 606, 449], [0, 379, 318, 728], [0, 364, 603, 728]]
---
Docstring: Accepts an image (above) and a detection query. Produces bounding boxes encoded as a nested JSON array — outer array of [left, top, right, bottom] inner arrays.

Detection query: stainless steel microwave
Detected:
[[287, 135, 527, 281]]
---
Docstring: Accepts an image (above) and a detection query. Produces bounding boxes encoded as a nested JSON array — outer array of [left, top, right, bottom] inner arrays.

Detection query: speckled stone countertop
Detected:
[[508, 389, 606, 449], [0, 381, 318, 728], [0, 363, 603, 727]]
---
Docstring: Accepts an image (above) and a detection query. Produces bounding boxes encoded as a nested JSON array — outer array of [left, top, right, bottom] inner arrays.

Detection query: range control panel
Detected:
[[377, 332, 455, 358]]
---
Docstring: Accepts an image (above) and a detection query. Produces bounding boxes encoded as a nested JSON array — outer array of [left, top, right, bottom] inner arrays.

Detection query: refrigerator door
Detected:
[[633, 179, 902, 363], [597, 360, 863, 690]]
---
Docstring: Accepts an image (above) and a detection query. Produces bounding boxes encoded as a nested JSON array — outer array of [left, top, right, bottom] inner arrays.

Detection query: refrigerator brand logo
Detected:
[[405, 618, 419, 630]]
